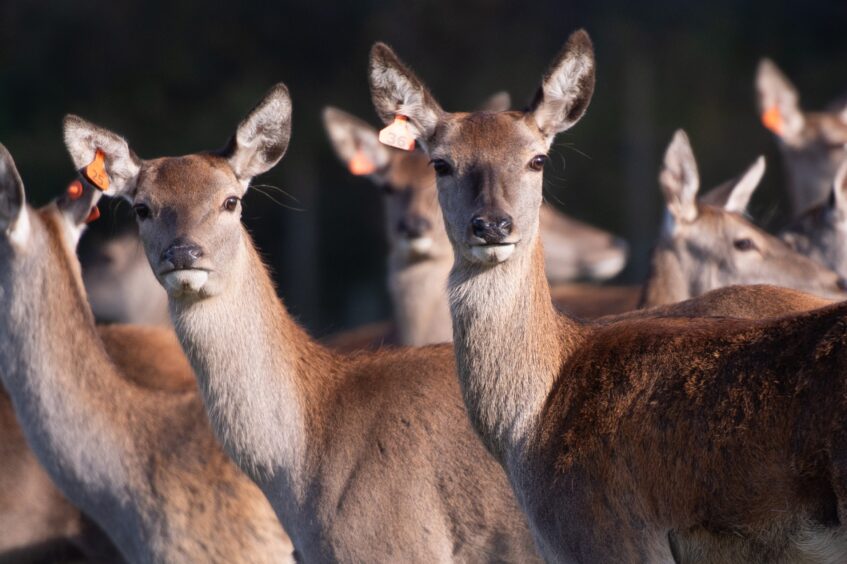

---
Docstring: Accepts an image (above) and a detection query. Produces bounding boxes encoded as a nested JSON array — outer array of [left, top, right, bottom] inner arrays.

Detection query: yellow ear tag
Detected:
[[378, 115, 415, 151], [83, 149, 110, 191], [762, 106, 784, 136], [348, 149, 377, 175]]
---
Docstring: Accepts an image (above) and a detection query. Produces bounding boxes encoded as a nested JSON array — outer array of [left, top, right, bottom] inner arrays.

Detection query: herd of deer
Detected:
[[1, 29, 847, 564]]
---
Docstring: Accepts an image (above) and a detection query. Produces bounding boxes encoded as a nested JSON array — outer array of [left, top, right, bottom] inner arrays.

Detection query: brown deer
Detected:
[[0, 144, 293, 562], [756, 58, 847, 215], [63, 84, 543, 562], [640, 129, 847, 307], [781, 160, 847, 279], [370, 30, 847, 562], [322, 104, 627, 345]]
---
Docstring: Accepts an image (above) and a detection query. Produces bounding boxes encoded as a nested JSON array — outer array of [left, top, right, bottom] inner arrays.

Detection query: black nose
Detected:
[[838, 277, 847, 292], [397, 215, 432, 239], [471, 213, 513, 244], [161, 241, 203, 270]]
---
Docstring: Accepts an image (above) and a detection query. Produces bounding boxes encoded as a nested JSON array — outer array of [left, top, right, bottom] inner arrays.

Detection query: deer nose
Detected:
[[397, 216, 432, 239], [471, 213, 513, 244], [161, 241, 204, 270]]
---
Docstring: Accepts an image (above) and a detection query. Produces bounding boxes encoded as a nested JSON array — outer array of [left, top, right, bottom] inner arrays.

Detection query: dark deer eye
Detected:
[[733, 238, 756, 251], [132, 203, 151, 220], [529, 155, 547, 171], [223, 196, 240, 212], [430, 159, 452, 177]]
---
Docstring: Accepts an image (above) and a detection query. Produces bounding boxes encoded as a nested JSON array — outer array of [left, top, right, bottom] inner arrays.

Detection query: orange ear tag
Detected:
[[83, 149, 110, 191], [761, 106, 784, 136], [85, 206, 100, 224], [66, 179, 84, 200], [378, 115, 415, 151], [348, 149, 377, 175]]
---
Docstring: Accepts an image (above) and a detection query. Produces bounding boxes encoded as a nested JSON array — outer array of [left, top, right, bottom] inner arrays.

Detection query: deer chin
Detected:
[[397, 236, 434, 259], [162, 269, 210, 298], [468, 243, 517, 265]]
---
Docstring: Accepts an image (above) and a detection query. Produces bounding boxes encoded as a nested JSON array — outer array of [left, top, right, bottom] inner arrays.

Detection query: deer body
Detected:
[[64, 86, 542, 562], [369, 31, 847, 562], [0, 147, 293, 563]]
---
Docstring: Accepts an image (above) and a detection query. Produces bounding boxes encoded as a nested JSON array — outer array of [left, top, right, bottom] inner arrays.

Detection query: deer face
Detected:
[[322, 107, 450, 262], [656, 130, 847, 300], [62, 84, 292, 301], [368, 30, 595, 268]]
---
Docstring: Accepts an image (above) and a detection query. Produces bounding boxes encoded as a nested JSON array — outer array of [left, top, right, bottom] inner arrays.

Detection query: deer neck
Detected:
[[388, 250, 454, 345], [0, 207, 129, 493], [448, 233, 581, 465], [169, 227, 336, 504]]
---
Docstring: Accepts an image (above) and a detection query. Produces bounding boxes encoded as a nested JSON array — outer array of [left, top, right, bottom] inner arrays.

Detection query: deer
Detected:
[[323, 104, 629, 346], [0, 144, 294, 562], [370, 29, 847, 563], [80, 225, 170, 326], [62, 84, 543, 562], [781, 160, 847, 279], [756, 58, 847, 216], [640, 129, 847, 307]]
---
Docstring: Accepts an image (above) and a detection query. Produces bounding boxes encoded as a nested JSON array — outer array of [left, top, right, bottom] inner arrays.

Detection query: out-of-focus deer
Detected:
[[756, 58, 847, 215]]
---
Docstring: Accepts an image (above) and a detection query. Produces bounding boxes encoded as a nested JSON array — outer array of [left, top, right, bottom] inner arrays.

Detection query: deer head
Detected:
[[368, 30, 595, 270], [756, 58, 847, 214], [644, 130, 847, 304], [781, 159, 847, 278], [62, 84, 292, 301], [323, 106, 451, 263]]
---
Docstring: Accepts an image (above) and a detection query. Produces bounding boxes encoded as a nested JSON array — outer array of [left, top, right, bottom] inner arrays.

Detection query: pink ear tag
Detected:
[[378, 115, 415, 151], [348, 149, 377, 175]]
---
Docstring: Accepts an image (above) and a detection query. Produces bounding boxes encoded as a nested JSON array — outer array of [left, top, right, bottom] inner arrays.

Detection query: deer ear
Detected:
[[0, 143, 28, 243], [660, 130, 700, 222], [479, 91, 511, 113], [223, 83, 292, 186], [323, 106, 391, 177], [701, 156, 765, 214], [756, 59, 805, 140], [63, 115, 141, 201], [369, 42, 443, 144], [529, 29, 596, 143]]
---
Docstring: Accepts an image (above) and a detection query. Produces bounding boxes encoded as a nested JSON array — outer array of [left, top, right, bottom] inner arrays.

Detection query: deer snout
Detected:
[[397, 215, 432, 239], [471, 213, 513, 244], [161, 240, 204, 270]]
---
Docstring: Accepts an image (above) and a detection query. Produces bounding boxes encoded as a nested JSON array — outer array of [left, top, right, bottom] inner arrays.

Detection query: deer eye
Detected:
[[733, 238, 756, 252], [529, 155, 547, 171], [430, 159, 452, 177], [132, 203, 151, 220], [223, 196, 240, 212]]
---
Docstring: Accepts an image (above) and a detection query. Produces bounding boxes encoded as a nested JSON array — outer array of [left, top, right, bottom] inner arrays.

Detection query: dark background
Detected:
[[1, 0, 845, 335]]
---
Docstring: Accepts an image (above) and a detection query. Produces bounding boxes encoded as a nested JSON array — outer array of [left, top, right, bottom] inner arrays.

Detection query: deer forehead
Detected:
[[137, 154, 239, 204], [432, 112, 545, 166], [386, 150, 434, 191]]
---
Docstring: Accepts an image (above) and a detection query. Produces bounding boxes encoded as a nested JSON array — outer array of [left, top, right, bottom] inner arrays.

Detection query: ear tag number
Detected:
[[85, 206, 101, 224], [348, 149, 377, 175], [83, 149, 110, 191], [379, 115, 415, 151], [66, 180, 84, 200], [761, 106, 784, 136]]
